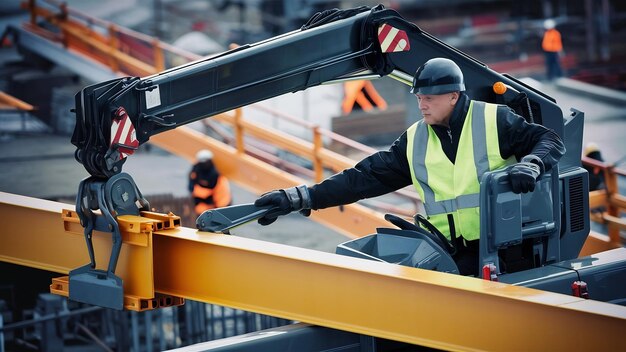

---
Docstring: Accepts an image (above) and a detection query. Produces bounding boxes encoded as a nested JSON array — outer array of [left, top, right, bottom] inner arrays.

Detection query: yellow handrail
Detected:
[[0, 91, 35, 111], [210, 110, 421, 216], [244, 104, 421, 206], [22, 0, 200, 75]]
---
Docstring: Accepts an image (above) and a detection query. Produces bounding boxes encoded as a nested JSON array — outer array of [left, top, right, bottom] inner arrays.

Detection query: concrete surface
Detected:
[[520, 78, 626, 165]]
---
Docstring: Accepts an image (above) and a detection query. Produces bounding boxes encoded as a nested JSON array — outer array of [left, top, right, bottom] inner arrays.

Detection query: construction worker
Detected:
[[342, 80, 388, 115], [189, 149, 232, 216], [541, 19, 564, 80], [254, 58, 565, 276], [583, 142, 605, 191]]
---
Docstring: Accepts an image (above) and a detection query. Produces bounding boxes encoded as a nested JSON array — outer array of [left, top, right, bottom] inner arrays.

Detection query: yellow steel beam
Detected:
[[2, 192, 626, 350], [0, 192, 176, 308], [154, 227, 626, 351]]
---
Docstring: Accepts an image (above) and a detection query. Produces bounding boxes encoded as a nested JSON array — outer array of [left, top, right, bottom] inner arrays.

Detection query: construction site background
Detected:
[[0, 1, 625, 350], [1, 0, 626, 246]]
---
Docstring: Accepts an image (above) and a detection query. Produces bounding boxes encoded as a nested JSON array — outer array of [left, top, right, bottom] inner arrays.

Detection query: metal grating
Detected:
[[568, 176, 585, 232]]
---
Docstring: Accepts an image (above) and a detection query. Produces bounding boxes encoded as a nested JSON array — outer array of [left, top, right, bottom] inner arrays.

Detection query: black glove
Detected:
[[254, 185, 312, 225], [509, 155, 543, 193]]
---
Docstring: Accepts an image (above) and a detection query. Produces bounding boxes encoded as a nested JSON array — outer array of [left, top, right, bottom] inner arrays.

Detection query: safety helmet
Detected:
[[583, 143, 600, 157], [196, 149, 214, 162], [543, 19, 556, 30], [410, 58, 465, 95]]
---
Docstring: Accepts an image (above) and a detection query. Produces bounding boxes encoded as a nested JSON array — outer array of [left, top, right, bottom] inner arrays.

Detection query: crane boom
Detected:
[[71, 5, 563, 179]]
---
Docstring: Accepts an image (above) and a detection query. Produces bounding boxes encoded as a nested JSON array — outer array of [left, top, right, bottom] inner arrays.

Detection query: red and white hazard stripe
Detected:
[[377, 23, 410, 53], [110, 107, 139, 160]]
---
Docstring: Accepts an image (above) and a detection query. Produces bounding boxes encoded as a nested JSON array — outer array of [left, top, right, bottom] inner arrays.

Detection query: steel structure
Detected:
[[1, 192, 626, 350]]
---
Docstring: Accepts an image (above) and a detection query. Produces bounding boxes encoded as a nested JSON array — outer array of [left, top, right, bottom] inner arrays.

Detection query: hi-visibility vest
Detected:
[[192, 174, 232, 215], [542, 29, 562, 52], [406, 101, 516, 241]]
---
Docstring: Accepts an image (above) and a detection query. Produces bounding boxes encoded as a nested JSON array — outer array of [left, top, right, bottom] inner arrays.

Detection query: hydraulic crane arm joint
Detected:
[[69, 173, 151, 310]]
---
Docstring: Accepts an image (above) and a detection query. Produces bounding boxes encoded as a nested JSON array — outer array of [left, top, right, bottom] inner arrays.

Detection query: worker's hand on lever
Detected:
[[508, 155, 543, 193], [254, 185, 312, 225]]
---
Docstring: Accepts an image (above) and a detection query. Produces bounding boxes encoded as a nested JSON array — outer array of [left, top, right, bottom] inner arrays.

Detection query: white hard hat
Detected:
[[196, 149, 213, 162], [544, 19, 556, 30], [584, 143, 600, 156]]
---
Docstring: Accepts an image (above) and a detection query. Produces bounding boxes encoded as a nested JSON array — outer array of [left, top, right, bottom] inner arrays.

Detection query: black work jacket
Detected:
[[309, 93, 565, 210]]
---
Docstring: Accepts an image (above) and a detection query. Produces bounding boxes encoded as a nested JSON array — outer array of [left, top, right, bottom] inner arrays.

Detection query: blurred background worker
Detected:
[[542, 19, 564, 81], [189, 149, 232, 216], [342, 80, 388, 115], [583, 142, 606, 192]]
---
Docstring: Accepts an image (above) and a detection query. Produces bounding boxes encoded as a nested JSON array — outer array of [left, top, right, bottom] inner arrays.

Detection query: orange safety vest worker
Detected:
[[191, 172, 232, 215], [342, 80, 388, 115], [189, 150, 232, 215], [542, 28, 562, 53]]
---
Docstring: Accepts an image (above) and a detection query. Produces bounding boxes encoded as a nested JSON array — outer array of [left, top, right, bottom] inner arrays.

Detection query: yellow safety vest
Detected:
[[406, 101, 516, 241]]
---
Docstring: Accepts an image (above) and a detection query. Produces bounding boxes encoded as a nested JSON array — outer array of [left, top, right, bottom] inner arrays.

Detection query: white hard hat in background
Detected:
[[543, 19, 556, 30], [584, 143, 600, 156], [196, 149, 214, 162], [173, 32, 224, 56]]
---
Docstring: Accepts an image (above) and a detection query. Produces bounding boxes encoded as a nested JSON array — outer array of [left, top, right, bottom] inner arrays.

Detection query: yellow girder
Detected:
[[1, 191, 625, 351]]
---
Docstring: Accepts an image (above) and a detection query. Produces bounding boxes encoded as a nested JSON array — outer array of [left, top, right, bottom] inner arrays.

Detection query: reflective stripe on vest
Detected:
[[406, 100, 515, 241]]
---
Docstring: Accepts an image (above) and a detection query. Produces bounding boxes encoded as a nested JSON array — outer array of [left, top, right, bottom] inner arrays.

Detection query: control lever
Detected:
[[196, 203, 278, 234], [384, 213, 456, 255]]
